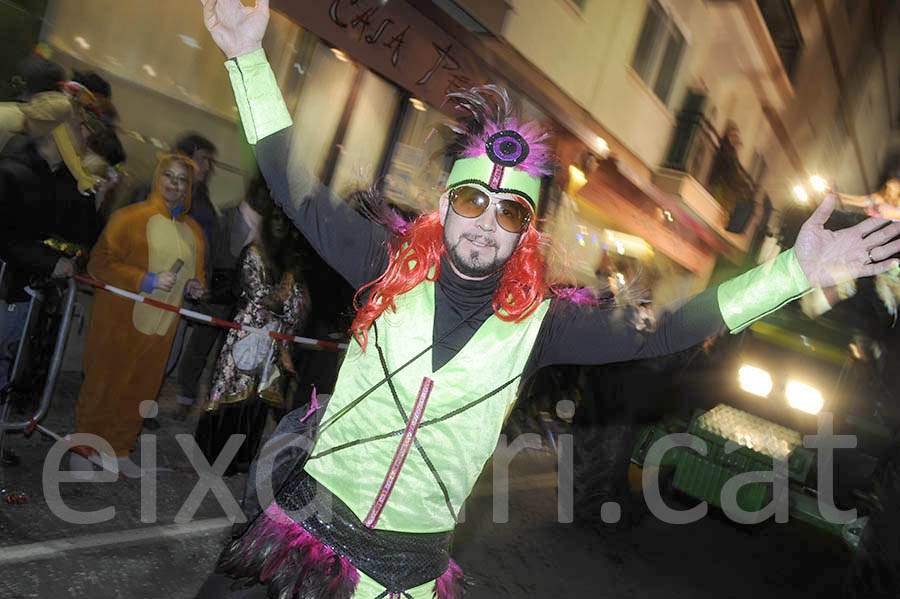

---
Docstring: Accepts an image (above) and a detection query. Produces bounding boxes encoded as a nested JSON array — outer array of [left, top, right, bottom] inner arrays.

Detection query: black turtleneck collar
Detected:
[[436, 254, 503, 309], [431, 255, 503, 371]]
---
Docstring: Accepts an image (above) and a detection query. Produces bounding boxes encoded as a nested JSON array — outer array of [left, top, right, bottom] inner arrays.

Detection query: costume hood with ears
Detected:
[[149, 152, 196, 214]]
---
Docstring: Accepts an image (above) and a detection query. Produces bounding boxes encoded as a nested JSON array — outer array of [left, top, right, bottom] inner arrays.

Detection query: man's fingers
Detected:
[[201, 0, 215, 23], [861, 259, 900, 278], [851, 214, 892, 237], [806, 193, 836, 228], [864, 221, 900, 246], [871, 237, 900, 260]]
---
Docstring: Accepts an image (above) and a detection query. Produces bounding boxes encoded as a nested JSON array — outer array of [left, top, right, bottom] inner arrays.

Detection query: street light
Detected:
[[793, 185, 808, 203]]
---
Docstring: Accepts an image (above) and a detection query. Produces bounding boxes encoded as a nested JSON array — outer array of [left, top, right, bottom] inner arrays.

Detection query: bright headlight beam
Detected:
[[786, 381, 823, 415], [739, 365, 772, 397]]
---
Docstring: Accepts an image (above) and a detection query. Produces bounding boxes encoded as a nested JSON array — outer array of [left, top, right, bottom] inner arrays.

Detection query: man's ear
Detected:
[[439, 193, 449, 226]]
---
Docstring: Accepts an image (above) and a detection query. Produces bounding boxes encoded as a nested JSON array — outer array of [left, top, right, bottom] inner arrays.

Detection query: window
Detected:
[[748, 151, 767, 188], [382, 99, 452, 213], [330, 70, 401, 197], [631, 0, 686, 106]]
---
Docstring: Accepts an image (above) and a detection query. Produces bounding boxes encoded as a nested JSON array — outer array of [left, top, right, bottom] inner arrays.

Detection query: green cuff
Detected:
[[717, 248, 812, 333], [224, 48, 292, 144]]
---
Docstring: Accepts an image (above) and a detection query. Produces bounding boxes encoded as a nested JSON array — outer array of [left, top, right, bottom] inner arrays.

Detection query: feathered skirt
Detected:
[[215, 470, 465, 599]]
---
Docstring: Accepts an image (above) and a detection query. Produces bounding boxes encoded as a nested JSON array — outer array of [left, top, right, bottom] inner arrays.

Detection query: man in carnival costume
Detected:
[[195, 1, 900, 598]]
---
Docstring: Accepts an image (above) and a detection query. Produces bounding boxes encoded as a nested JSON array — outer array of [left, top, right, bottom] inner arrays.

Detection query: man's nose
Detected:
[[475, 203, 496, 230]]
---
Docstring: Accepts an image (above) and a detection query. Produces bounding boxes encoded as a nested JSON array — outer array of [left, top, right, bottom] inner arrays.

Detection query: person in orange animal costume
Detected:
[[72, 153, 206, 477]]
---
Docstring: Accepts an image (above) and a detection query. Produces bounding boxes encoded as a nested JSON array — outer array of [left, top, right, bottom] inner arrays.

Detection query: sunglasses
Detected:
[[448, 186, 533, 233]]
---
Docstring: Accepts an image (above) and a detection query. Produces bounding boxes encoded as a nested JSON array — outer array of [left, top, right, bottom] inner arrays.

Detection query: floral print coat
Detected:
[[205, 244, 310, 412]]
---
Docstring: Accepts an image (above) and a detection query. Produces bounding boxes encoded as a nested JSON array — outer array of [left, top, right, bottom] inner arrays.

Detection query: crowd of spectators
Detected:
[[0, 52, 324, 476]]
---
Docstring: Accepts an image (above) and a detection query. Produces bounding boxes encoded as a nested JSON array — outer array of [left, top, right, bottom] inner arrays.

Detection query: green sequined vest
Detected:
[[303, 279, 550, 533]]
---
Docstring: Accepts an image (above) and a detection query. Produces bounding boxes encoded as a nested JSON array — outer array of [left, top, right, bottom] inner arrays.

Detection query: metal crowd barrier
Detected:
[[0, 276, 78, 433]]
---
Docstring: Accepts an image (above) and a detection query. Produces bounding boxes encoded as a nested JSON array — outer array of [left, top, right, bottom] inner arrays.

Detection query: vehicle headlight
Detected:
[[739, 365, 773, 397], [786, 381, 824, 415]]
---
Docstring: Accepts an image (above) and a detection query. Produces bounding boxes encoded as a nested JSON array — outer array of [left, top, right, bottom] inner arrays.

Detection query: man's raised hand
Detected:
[[794, 193, 900, 287], [200, 0, 269, 58]]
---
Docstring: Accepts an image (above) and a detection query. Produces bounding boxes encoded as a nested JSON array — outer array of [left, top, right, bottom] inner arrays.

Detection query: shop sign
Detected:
[[271, 0, 489, 109]]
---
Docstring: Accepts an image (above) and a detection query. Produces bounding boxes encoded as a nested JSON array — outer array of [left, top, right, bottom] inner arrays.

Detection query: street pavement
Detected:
[[0, 371, 852, 598]]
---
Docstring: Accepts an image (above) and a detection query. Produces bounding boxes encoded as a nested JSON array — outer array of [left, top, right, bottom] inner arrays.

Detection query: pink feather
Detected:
[[434, 558, 465, 599]]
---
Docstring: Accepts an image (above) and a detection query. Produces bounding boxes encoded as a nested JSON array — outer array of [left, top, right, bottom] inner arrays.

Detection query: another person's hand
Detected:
[[51, 257, 75, 278], [94, 167, 121, 210], [185, 279, 206, 300], [632, 304, 656, 332], [201, 0, 269, 58], [154, 271, 177, 292], [278, 345, 296, 375], [794, 194, 900, 287]]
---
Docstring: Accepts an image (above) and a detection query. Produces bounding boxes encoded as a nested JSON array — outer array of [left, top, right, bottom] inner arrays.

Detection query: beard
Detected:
[[446, 235, 505, 278]]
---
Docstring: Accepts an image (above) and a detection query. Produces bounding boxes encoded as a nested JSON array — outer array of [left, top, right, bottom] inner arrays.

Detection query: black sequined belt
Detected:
[[276, 469, 453, 592]]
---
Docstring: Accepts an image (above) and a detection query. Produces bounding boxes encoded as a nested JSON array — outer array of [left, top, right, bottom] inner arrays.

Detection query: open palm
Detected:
[[795, 194, 900, 287], [200, 0, 269, 58]]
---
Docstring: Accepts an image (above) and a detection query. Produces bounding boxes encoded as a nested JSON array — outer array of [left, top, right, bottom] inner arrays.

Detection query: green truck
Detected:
[[629, 290, 899, 551]]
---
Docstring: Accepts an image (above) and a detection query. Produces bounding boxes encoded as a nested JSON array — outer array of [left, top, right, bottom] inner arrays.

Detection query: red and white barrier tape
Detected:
[[74, 275, 348, 351]]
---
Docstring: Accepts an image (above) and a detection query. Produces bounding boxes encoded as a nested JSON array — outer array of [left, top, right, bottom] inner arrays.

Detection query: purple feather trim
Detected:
[[434, 558, 465, 599], [351, 186, 410, 236], [446, 85, 554, 178], [551, 285, 612, 305], [260, 504, 359, 595], [458, 118, 553, 178], [221, 503, 466, 598], [218, 502, 360, 599]]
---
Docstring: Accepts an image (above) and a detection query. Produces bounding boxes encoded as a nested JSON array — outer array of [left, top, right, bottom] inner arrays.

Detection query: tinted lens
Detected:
[[450, 186, 491, 218], [450, 186, 530, 232], [495, 199, 530, 232]]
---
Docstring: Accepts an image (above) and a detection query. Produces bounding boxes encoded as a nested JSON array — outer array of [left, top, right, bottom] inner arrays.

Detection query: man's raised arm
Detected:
[[200, 0, 388, 289], [532, 195, 900, 370]]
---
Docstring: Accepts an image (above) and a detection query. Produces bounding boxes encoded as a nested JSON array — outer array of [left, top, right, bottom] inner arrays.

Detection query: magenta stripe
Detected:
[[489, 163, 504, 188], [363, 377, 434, 528]]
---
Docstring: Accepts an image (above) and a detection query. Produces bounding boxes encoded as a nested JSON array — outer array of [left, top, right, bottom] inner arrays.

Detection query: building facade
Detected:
[[17, 0, 900, 300]]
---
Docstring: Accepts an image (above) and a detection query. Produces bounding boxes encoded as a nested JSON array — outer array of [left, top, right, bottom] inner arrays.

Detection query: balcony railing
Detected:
[[664, 93, 758, 232], [755, 0, 804, 79]]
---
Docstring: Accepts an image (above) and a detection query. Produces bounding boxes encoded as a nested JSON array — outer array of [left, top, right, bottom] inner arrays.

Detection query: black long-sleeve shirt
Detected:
[[255, 128, 726, 381]]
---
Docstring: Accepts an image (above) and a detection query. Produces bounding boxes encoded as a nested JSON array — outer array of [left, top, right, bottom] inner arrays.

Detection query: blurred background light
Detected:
[[331, 48, 350, 62], [810, 175, 828, 192], [178, 34, 201, 49]]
